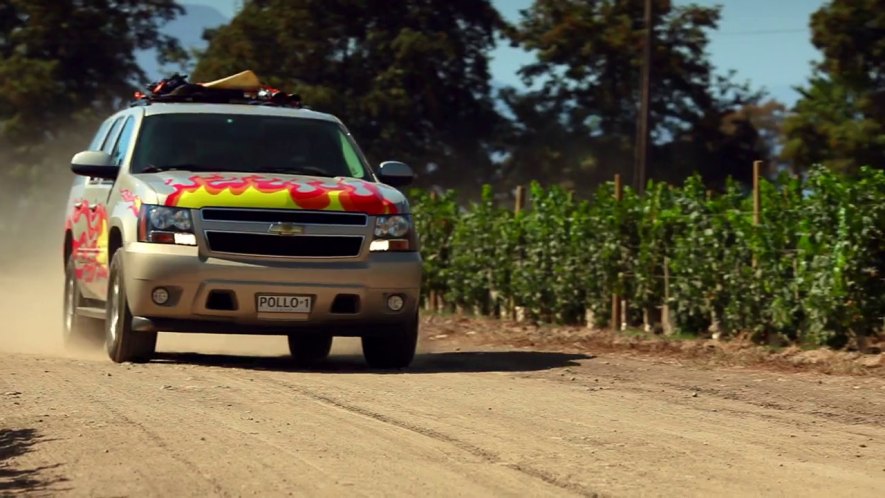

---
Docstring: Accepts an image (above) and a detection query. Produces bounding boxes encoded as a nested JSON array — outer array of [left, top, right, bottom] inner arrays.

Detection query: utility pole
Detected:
[[633, 0, 653, 194]]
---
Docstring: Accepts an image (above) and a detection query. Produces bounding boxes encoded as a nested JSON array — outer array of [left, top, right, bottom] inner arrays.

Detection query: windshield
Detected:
[[130, 113, 370, 179]]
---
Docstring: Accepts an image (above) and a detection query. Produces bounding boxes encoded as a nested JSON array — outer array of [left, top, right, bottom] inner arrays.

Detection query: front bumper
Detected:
[[121, 242, 421, 335]]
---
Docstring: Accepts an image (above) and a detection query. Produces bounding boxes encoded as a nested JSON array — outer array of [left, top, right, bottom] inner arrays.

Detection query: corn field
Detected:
[[410, 166, 885, 348]]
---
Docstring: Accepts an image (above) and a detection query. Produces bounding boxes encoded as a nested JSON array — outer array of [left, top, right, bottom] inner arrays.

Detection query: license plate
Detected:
[[257, 294, 312, 313]]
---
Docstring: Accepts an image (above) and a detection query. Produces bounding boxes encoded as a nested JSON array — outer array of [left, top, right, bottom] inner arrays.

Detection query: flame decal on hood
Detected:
[[163, 174, 400, 214]]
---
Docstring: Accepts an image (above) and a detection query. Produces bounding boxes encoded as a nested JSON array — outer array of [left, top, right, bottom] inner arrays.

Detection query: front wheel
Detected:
[[105, 252, 157, 363], [361, 313, 419, 369], [287, 334, 333, 367]]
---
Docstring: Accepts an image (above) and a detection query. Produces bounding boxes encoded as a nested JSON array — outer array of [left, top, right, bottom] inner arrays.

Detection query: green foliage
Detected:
[[510, 183, 586, 322], [0, 0, 183, 143], [503, 0, 768, 190], [409, 189, 459, 303], [783, 0, 885, 173], [0, 0, 184, 262], [414, 168, 885, 348], [445, 186, 504, 313]]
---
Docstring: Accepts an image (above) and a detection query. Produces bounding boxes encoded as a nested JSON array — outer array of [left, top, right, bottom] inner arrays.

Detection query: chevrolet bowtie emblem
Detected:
[[268, 223, 305, 236]]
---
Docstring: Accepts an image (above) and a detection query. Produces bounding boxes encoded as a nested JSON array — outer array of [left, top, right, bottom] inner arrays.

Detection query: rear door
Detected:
[[81, 114, 137, 299]]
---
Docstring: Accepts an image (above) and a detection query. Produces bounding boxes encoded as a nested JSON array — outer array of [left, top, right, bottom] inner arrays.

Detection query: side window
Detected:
[[88, 119, 113, 151], [110, 117, 136, 166], [339, 131, 366, 178], [101, 118, 124, 154]]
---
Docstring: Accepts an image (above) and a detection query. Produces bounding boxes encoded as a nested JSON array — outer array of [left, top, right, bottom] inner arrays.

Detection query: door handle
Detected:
[[73, 201, 84, 209], [89, 204, 99, 211]]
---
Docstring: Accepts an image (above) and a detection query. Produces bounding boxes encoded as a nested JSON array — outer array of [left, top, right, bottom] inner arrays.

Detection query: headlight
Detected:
[[148, 206, 193, 231], [371, 215, 415, 252], [374, 215, 411, 238], [138, 205, 196, 245]]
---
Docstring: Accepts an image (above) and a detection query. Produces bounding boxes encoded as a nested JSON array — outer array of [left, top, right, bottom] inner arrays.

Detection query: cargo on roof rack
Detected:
[[131, 70, 303, 108]]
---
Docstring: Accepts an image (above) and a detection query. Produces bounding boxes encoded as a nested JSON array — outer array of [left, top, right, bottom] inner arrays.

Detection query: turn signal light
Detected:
[[369, 239, 411, 252]]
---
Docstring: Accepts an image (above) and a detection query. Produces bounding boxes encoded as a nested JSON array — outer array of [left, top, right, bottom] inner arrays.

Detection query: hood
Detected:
[[136, 171, 407, 215]]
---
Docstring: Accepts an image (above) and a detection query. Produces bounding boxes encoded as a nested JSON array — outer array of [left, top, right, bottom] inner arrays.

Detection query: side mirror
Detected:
[[71, 151, 118, 180], [377, 161, 414, 188]]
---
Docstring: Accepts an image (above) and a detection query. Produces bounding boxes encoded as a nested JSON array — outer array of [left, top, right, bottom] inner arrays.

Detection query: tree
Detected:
[[505, 0, 766, 190], [192, 0, 506, 193], [0, 0, 182, 262], [0, 0, 183, 144], [782, 0, 885, 173]]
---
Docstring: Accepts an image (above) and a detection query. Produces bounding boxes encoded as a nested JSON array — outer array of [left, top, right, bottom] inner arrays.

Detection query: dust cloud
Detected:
[[0, 231, 79, 357]]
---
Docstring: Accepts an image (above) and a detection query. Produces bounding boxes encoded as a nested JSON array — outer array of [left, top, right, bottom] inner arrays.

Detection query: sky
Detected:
[[183, 0, 825, 105]]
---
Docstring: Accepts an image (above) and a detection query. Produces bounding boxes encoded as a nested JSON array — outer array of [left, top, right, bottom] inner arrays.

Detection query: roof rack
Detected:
[[130, 71, 303, 108]]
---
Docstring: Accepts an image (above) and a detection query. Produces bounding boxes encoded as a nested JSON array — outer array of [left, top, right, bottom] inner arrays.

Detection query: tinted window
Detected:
[[101, 117, 124, 153], [110, 117, 135, 166], [130, 114, 369, 179], [88, 119, 114, 151]]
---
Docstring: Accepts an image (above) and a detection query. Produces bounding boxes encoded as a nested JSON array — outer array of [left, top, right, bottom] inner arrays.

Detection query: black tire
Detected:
[[62, 259, 103, 350], [361, 313, 419, 369], [105, 252, 157, 363], [287, 334, 333, 367]]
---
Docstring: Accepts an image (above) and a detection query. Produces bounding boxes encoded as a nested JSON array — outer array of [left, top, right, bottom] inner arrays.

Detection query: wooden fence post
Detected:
[[427, 191, 440, 313], [753, 160, 762, 226], [511, 185, 526, 321], [514, 185, 526, 214], [752, 160, 762, 268], [611, 174, 623, 332], [662, 256, 674, 335]]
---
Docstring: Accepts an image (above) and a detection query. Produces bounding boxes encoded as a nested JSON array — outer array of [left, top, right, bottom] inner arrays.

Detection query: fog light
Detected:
[[387, 294, 405, 312], [152, 287, 170, 305]]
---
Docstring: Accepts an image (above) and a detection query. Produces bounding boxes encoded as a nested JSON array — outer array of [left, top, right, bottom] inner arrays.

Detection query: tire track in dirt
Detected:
[[7, 355, 578, 496], [257, 376, 597, 497], [179, 361, 593, 497], [41, 363, 230, 496], [3, 348, 884, 497], [4, 358, 349, 496], [216, 357, 885, 497], [76, 366, 349, 496]]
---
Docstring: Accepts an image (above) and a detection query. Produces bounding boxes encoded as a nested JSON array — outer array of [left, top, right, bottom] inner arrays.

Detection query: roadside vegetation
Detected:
[[412, 166, 885, 350]]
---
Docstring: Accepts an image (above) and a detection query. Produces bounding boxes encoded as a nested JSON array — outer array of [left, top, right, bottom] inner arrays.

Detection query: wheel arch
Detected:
[[108, 225, 124, 261], [64, 230, 73, 268]]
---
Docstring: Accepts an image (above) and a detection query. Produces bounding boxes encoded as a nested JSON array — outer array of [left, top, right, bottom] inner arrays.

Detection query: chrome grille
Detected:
[[201, 208, 367, 226], [197, 208, 368, 259], [206, 232, 363, 258]]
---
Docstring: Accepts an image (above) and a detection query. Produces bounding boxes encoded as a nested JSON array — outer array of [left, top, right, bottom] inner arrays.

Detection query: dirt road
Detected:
[[1, 269, 884, 497]]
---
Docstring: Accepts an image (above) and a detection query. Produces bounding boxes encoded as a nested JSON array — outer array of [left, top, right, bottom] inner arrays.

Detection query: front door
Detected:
[[77, 177, 114, 300], [69, 116, 120, 300], [81, 115, 136, 299]]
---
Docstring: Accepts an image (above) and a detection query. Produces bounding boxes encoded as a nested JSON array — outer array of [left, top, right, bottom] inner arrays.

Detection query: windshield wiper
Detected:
[[260, 166, 338, 178], [139, 164, 219, 173], [139, 164, 346, 178]]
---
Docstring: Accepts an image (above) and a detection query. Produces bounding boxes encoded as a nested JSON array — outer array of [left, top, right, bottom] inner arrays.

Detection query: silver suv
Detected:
[[62, 76, 422, 368]]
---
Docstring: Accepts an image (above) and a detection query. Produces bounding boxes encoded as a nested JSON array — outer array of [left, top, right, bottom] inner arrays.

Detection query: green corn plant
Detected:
[[409, 189, 459, 306], [410, 167, 884, 348], [445, 185, 503, 314]]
